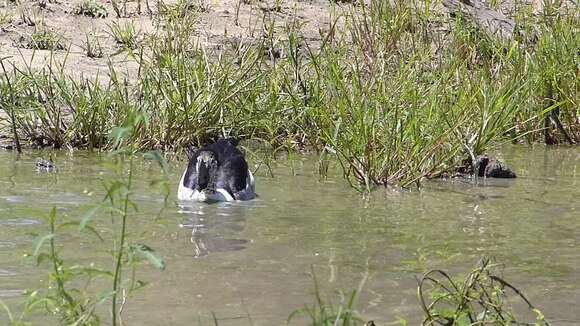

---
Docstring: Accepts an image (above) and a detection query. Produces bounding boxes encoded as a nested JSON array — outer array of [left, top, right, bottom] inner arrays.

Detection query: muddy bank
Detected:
[[0, 0, 336, 79]]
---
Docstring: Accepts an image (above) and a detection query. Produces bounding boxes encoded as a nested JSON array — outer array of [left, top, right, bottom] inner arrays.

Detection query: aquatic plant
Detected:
[[289, 258, 549, 326], [288, 267, 367, 326], [418, 258, 550, 326], [29, 207, 101, 325], [19, 113, 169, 325]]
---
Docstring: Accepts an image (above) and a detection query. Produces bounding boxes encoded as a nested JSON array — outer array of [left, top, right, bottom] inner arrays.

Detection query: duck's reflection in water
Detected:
[[177, 201, 253, 258]]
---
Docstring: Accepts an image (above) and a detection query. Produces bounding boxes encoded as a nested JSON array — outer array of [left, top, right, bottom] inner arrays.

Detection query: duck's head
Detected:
[[195, 150, 218, 194]]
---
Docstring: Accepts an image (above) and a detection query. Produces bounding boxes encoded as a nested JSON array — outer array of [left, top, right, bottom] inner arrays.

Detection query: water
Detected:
[[0, 146, 579, 325]]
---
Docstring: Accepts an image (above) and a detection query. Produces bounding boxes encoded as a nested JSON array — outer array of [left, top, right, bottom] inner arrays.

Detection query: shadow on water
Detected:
[[177, 200, 257, 258]]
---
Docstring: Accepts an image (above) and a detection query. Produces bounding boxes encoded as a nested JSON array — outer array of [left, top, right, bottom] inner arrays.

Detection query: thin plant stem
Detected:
[[111, 149, 135, 326], [49, 210, 76, 312]]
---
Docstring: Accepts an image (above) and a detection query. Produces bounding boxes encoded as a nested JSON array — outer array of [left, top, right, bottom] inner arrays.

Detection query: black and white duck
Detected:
[[177, 138, 256, 202]]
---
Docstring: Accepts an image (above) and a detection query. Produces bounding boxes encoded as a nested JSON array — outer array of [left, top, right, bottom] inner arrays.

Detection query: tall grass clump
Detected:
[[134, 5, 311, 150], [529, 9, 579, 144], [0, 56, 134, 149], [108, 20, 141, 50], [16, 29, 66, 50], [292, 2, 518, 189], [300, 0, 578, 189], [0, 58, 23, 153]]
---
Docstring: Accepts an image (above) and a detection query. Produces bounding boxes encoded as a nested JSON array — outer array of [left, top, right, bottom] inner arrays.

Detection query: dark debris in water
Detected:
[[456, 154, 517, 179]]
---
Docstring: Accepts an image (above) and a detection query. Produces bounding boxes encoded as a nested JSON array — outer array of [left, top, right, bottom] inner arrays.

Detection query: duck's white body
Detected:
[[177, 168, 256, 202]]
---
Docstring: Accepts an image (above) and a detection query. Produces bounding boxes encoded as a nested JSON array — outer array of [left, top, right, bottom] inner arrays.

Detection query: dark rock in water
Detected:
[[458, 154, 516, 179], [484, 158, 516, 179], [474, 155, 516, 178], [36, 158, 57, 172]]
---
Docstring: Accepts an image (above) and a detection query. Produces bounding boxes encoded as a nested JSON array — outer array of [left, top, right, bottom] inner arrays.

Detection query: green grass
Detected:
[[418, 258, 550, 326], [108, 20, 141, 50], [1, 0, 579, 189], [0, 11, 13, 26], [15, 29, 66, 50], [74, 0, 108, 18], [82, 31, 104, 58], [288, 267, 367, 326]]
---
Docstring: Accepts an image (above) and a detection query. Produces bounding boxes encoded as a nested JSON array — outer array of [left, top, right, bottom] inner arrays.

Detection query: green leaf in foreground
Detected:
[[32, 233, 54, 258], [129, 244, 166, 270], [79, 205, 102, 230], [144, 150, 170, 175]]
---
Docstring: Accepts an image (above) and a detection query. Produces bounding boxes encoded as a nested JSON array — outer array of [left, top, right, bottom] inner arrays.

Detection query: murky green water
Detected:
[[0, 146, 579, 325]]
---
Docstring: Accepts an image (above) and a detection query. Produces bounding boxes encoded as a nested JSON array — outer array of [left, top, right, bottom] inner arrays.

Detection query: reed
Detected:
[[0, 0, 578, 189]]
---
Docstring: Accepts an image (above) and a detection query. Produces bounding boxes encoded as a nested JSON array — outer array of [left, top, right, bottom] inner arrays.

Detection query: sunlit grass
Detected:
[[74, 0, 108, 18], [108, 20, 141, 50], [0, 0, 578, 189]]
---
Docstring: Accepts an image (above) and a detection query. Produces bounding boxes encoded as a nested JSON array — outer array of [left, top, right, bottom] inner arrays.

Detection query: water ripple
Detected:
[[0, 289, 25, 298], [0, 218, 42, 226], [0, 269, 17, 277], [1, 196, 27, 203], [0, 241, 16, 249]]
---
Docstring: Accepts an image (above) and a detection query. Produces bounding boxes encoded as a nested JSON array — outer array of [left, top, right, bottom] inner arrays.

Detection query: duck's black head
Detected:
[[196, 150, 219, 191]]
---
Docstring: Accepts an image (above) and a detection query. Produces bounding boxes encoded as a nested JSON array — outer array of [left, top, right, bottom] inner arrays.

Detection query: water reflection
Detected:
[[177, 201, 252, 258], [0, 289, 24, 298]]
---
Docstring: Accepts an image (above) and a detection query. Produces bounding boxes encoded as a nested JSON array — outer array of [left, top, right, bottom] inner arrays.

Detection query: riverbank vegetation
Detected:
[[1, 0, 578, 189]]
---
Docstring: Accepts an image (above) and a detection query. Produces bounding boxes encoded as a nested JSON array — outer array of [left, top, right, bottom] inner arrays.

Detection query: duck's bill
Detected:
[[197, 189, 220, 203]]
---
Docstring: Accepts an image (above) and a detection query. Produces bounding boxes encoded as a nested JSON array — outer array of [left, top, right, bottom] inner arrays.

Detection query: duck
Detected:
[[35, 158, 57, 172], [177, 138, 256, 202]]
